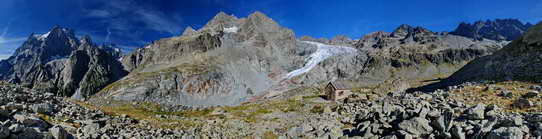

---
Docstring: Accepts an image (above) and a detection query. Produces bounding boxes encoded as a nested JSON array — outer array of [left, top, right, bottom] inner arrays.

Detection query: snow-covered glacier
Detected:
[[285, 41, 357, 79]]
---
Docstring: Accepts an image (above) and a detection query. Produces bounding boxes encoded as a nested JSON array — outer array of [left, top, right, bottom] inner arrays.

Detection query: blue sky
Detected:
[[0, 0, 541, 59]]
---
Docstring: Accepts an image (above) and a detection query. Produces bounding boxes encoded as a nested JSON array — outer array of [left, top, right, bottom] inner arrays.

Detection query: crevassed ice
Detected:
[[284, 41, 357, 79], [224, 26, 239, 33]]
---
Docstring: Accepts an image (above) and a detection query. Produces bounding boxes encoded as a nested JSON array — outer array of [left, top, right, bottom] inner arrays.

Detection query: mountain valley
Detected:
[[0, 11, 540, 138]]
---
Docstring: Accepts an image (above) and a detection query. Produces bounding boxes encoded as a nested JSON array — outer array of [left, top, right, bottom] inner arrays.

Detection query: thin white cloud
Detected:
[[104, 28, 111, 43], [0, 20, 12, 39], [86, 0, 183, 35], [0, 20, 25, 60], [87, 10, 112, 18], [0, 37, 26, 44], [134, 10, 182, 34], [0, 54, 11, 60], [0, 20, 25, 49]]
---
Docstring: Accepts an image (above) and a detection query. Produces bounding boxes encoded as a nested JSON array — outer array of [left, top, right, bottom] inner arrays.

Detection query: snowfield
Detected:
[[284, 41, 357, 79], [224, 26, 239, 33]]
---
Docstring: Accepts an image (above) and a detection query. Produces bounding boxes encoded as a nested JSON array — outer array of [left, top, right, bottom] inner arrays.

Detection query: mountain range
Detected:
[[2, 11, 542, 138], [0, 12, 534, 107], [451, 19, 533, 41]]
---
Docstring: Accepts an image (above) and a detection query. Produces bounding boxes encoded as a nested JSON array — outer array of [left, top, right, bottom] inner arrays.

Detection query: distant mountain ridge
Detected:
[[451, 19, 533, 41]]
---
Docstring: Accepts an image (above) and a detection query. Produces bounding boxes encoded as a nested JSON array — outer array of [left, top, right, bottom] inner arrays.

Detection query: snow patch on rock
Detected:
[[37, 32, 51, 41], [224, 26, 239, 33]]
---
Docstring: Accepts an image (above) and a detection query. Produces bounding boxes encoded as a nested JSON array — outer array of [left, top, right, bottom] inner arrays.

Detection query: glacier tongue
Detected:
[[284, 41, 357, 79]]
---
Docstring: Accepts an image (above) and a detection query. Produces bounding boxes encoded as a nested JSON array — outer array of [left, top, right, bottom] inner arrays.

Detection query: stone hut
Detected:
[[325, 81, 353, 101]]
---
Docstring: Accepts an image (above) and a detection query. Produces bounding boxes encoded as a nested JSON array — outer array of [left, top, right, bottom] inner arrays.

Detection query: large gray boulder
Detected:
[[466, 104, 486, 120], [49, 125, 69, 139], [398, 117, 434, 136], [486, 127, 524, 139], [0, 125, 9, 139], [13, 114, 49, 129], [30, 103, 53, 114]]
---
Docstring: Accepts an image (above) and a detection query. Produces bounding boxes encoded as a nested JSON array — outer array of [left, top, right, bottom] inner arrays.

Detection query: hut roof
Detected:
[[330, 81, 352, 90]]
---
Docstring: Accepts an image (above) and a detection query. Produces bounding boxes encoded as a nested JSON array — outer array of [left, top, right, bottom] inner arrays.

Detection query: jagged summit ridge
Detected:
[[451, 19, 532, 41], [182, 26, 196, 36]]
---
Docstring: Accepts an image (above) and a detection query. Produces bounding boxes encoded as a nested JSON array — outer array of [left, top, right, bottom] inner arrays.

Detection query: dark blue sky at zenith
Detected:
[[0, 0, 541, 59]]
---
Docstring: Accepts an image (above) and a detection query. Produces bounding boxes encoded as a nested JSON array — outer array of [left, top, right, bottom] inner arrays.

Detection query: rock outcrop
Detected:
[[0, 27, 127, 99], [451, 19, 532, 41]]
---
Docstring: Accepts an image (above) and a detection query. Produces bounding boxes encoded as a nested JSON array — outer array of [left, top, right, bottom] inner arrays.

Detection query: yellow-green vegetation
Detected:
[[37, 113, 53, 123], [71, 99, 211, 129], [310, 105, 324, 114], [448, 81, 542, 112], [222, 98, 306, 123], [71, 96, 312, 129], [263, 131, 279, 139]]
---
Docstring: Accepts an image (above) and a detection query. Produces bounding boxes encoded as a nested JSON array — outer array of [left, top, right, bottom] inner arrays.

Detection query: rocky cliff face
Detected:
[[442, 22, 542, 84], [98, 11, 304, 106], [451, 19, 532, 41], [0, 27, 127, 99]]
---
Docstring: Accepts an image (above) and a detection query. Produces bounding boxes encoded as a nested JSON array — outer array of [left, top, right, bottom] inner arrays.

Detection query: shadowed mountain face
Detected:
[[0, 27, 127, 99], [451, 19, 533, 41], [442, 22, 542, 84]]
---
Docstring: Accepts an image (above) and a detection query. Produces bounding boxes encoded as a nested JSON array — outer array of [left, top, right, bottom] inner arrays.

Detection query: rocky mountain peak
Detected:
[[80, 35, 92, 45], [389, 24, 436, 43], [329, 35, 354, 45], [391, 24, 435, 39], [0, 26, 128, 99], [247, 11, 273, 22], [451, 19, 532, 41], [46, 26, 76, 40], [182, 26, 196, 36], [391, 24, 414, 38], [243, 11, 280, 30], [202, 11, 239, 32]]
